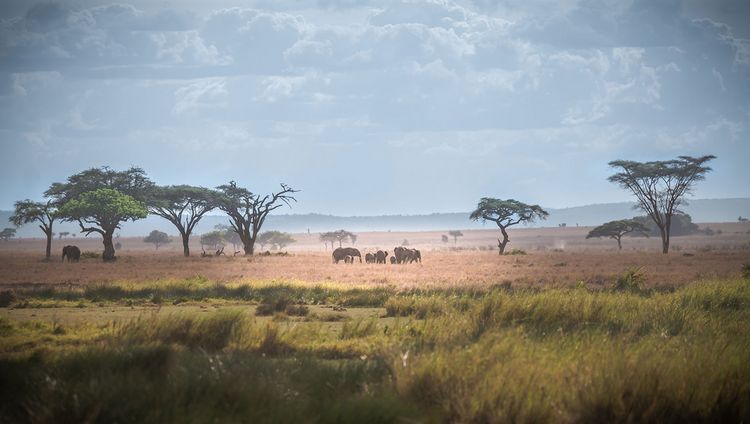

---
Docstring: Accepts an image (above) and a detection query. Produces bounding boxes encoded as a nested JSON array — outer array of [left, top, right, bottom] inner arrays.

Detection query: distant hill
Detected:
[[2, 198, 749, 238]]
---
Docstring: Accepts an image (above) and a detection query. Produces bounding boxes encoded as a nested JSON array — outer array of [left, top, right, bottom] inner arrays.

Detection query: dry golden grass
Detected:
[[1, 224, 748, 290]]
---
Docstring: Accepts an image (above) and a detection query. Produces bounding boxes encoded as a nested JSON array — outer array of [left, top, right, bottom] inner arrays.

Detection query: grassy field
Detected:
[[1, 226, 749, 422]]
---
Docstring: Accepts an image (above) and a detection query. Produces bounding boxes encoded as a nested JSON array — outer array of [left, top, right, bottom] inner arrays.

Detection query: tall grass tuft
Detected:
[[115, 310, 246, 350]]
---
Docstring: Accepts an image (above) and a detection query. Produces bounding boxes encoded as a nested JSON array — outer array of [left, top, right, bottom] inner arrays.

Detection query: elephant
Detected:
[[344, 255, 354, 264], [390, 256, 396, 264], [375, 250, 388, 264], [365, 253, 375, 264], [409, 249, 422, 263], [62, 245, 81, 262], [393, 247, 420, 264], [332, 247, 362, 263], [393, 246, 409, 264]]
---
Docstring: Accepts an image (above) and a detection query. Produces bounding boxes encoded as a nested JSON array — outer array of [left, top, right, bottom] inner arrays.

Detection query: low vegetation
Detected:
[[2, 276, 749, 422]]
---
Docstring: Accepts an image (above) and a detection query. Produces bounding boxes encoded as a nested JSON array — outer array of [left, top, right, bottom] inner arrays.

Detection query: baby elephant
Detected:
[[62, 245, 81, 262], [365, 253, 375, 264], [344, 255, 354, 264]]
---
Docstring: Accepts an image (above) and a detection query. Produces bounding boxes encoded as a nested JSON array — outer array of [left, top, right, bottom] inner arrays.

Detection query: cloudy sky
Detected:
[[1, 0, 748, 215]]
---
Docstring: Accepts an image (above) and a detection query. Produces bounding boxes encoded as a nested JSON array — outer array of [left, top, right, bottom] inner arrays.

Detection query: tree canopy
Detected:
[[10, 199, 58, 258], [0, 228, 16, 241], [150, 185, 219, 256], [586, 219, 650, 250], [258, 230, 296, 250], [469, 198, 548, 254], [200, 231, 225, 251], [608, 155, 715, 253], [143, 230, 172, 250], [319, 229, 356, 248], [448, 230, 463, 244]]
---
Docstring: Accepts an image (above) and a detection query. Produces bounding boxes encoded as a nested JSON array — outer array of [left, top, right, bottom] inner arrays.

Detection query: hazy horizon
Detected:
[[2, 0, 749, 215]]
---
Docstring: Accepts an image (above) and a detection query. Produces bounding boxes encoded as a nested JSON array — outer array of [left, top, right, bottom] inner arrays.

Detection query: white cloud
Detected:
[[172, 78, 227, 115]]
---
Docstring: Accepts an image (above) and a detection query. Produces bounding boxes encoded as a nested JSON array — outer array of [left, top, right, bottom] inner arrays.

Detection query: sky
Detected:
[[1, 0, 748, 216]]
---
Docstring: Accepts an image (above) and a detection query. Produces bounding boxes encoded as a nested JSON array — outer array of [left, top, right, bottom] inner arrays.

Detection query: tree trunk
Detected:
[[617, 236, 622, 250], [243, 241, 254, 255], [497, 227, 510, 255], [182, 233, 190, 257], [659, 225, 669, 254], [102, 231, 116, 261], [45, 229, 52, 260]]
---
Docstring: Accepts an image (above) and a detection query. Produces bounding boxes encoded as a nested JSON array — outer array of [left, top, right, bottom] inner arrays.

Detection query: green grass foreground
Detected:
[[1, 278, 749, 423]]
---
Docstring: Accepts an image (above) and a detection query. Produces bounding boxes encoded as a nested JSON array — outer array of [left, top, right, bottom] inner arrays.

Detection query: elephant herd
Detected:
[[332, 246, 421, 264]]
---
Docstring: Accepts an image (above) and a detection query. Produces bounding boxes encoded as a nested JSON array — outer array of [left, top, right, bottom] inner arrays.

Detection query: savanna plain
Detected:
[[2, 223, 750, 423]]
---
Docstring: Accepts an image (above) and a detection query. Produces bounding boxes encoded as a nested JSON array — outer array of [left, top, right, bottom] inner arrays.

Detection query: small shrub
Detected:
[[504, 249, 527, 256], [613, 267, 646, 293], [81, 251, 100, 259]]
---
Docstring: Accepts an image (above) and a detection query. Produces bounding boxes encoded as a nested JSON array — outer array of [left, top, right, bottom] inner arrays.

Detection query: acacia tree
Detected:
[[0, 228, 16, 241], [608, 155, 715, 254], [149, 185, 219, 257], [448, 230, 463, 244], [58, 231, 70, 239], [144, 230, 171, 250], [469, 198, 549, 254], [586, 219, 650, 250], [320, 229, 356, 248], [257, 230, 279, 250], [216, 182, 298, 255], [47, 167, 153, 261], [10, 199, 58, 259]]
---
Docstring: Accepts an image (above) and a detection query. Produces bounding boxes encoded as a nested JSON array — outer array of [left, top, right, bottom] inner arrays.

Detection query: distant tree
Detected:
[[0, 228, 16, 241], [608, 155, 715, 254], [10, 199, 59, 259], [559, 223, 567, 228], [143, 230, 172, 250], [401, 239, 410, 246], [215, 224, 242, 252], [115, 241, 122, 251], [216, 181, 298, 255], [470, 198, 549, 255], [739, 216, 748, 222], [200, 231, 225, 251], [350, 234, 358, 244], [320, 229, 356, 248], [631, 214, 700, 237], [59, 231, 70, 239], [149, 185, 219, 257], [46, 167, 153, 261], [319, 233, 336, 250], [271, 232, 296, 249], [441, 234, 449, 243], [257, 231, 276, 250], [586, 219, 650, 250], [448, 230, 464, 244]]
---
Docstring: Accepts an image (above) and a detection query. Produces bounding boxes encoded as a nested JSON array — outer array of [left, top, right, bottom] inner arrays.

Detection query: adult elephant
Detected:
[[365, 253, 375, 264], [332, 247, 362, 263], [375, 250, 388, 264], [393, 247, 409, 264], [62, 245, 81, 262]]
